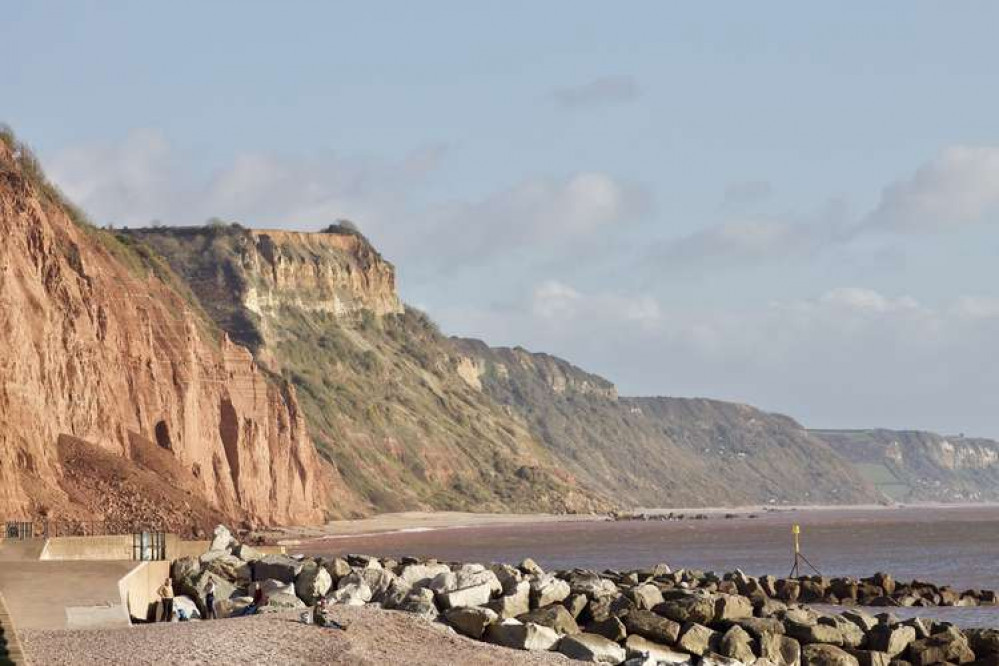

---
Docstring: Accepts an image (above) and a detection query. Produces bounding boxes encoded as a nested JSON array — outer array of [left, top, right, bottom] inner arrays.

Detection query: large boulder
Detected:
[[261, 592, 306, 612], [172, 595, 201, 620], [295, 561, 333, 605], [171, 556, 201, 583], [485, 619, 561, 651], [714, 593, 753, 622], [624, 635, 694, 665], [516, 604, 580, 635], [623, 609, 681, 644], [587, 594, 635, 623], [531, 574, 571, 608], [440, 582, 493, 609], [730, 617, 785, 639], [629, 584, 665, 610], [587, 616, 627, 641], [259, 578, 295, 598], [395, 588, 439, 620], [487, 580, 531, 619], [786, 622, 847, 647], [840, 610, 878, 633], [719, 625, 757, 663], [802, 644, 860, 666], [907, 630, 975, 666], [454, 564, 503, 595], [182, 571, 236, 616], [252, 554, 303, 584], [489, 563, 523, 594], [344, 568, 400, 603], [519, 558, 545, 576], [398, 563, 451, 589], [444, 606, 499, 639], [569, 572, 618, 598], [330, 580, 372, 606], [428, 571, 458, 596], [759, 633, 801, 666], [209, 524, 236, 552], [677, 623, 720, 656], [206, 554, 251, 586], [565, 593, 589, 619], [966, 628, 999, 656], [657, 595, 717, 625], [866, 625, 916, 658], [559, 633, 627, 664], [322, 557, 353, 584]]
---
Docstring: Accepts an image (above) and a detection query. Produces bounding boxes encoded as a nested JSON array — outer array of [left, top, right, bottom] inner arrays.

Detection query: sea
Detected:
[[299, 505, 999, 627]]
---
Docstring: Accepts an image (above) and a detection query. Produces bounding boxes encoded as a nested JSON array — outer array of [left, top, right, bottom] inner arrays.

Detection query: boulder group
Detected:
[[168, 526, 999, 666]]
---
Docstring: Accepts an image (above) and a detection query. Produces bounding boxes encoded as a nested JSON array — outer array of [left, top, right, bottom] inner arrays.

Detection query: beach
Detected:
[[21, 606, 572, 666]]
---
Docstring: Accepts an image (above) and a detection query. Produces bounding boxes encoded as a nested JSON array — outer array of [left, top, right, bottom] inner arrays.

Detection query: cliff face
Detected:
[[0, 135, 330, 530], [811, 429, 999, 502], [131, 226, 607, 517], [451, 339, 880, 507]]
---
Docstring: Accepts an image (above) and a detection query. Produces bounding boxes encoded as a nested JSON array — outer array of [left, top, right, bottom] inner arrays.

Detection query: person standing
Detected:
[[157, 578, 174, 622], [204, 579, 217, 620]]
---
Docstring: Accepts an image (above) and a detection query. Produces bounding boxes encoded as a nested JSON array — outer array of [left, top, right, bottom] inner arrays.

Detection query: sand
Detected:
[[267, 502, 999, 546], [21, 606, 572, 666], [267, 510, 607, 545]]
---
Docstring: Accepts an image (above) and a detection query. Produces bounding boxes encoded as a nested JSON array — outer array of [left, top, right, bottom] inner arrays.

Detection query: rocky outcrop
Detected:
[[187, 529, 999, 665], [450, 339, 878, 508], [0, 131, 329, 530], [811, 429, 999, 503]]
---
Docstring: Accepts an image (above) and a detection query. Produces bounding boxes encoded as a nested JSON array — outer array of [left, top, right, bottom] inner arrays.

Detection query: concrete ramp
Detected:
[[0, 561, 136, 630]]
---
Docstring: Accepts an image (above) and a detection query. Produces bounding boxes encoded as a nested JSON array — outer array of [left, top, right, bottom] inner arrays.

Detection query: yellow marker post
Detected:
[[788, 522, 821, 577]]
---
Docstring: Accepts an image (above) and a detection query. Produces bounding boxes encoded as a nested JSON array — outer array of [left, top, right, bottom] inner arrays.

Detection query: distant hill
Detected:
[[811, 429, 999, 502], [449, 340, 879, 507]]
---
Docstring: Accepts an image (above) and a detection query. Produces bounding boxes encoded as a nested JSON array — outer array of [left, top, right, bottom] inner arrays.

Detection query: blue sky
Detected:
[[5, 2, 999, 436]]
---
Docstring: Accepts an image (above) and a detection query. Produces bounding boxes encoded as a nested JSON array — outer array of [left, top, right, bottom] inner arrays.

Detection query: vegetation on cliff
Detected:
[[450, 340, 879, 507]]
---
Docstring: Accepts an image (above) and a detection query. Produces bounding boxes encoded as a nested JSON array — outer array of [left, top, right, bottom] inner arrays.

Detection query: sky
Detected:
[[4, 2, 999, 437]]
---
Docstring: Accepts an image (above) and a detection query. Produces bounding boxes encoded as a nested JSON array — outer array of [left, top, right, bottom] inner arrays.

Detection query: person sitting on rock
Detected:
[[157, 578, 174, 622], [313, 598, 346, 630]]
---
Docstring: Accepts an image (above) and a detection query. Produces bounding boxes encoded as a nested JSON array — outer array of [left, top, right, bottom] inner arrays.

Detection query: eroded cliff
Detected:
[[129, 225, 607, 516], [0, 132, 330, 531]]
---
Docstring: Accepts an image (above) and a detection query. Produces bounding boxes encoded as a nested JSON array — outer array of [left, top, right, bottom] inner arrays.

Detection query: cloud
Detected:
[[816, 287, 921, 314], [952, 295, 999, 320], [440, 283, 999, 436], [647, 144, 999, 277], [531, 280, 661, 326], [415, 172, 650, 273], [867, 146, 999, 231], [550, 75, 641, 108], [44, 130, 648, 282], [46, 129, 447, 230]]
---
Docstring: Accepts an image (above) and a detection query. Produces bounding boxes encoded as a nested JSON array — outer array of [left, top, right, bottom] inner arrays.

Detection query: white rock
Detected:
[[486, 619, 560, 651], [559, 632, 628, 664], [210, 524, 235, 552], [440, 582, 493, 609]]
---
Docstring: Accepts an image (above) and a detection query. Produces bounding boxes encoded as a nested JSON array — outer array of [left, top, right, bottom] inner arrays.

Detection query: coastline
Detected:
[[266, 502, 999, 546], [268, 511, 607, 546]]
